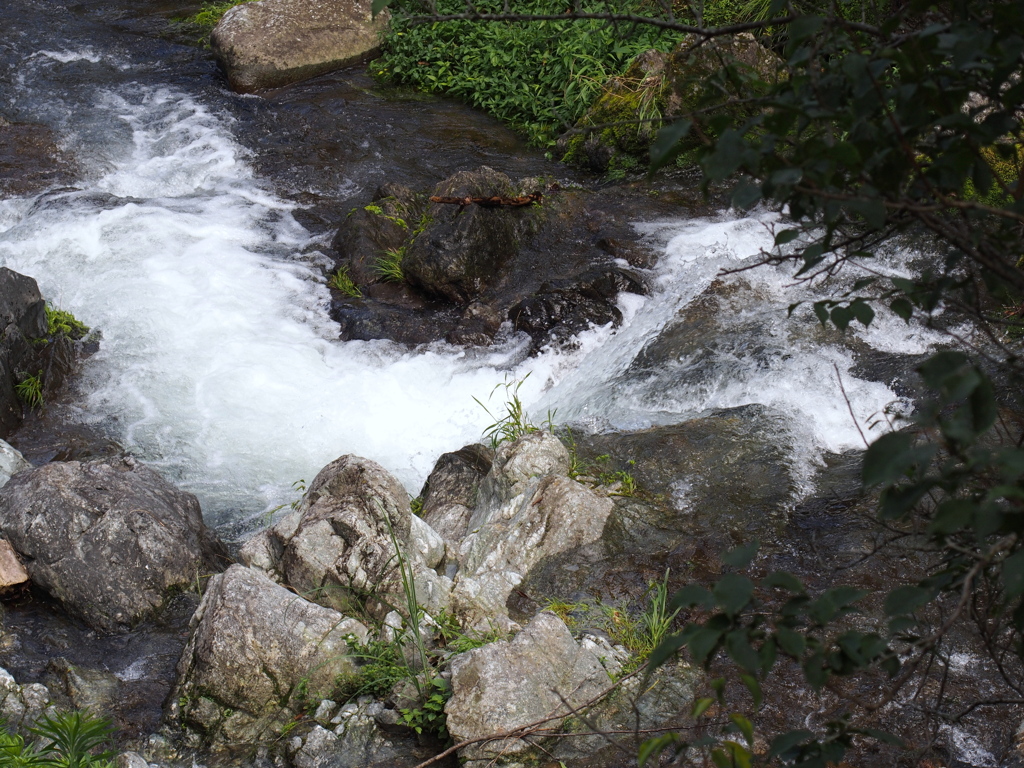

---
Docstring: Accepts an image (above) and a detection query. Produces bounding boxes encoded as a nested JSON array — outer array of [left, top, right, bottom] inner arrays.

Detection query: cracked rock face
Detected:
[[242, 455, 417, 620], [0, 457, 226, 632], [171, 564, 368, 750]]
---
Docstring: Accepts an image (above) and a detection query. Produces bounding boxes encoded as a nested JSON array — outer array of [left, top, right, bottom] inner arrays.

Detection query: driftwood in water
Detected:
[[429, 192, 543, 208]]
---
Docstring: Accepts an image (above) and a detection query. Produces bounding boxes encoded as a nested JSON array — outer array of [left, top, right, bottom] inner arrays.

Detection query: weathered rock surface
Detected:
[[210, 0, 389, 92], [287, 699, 435, 768], [445, 612, 617, 764], [241, 455, 418, 619], [0, 440, 30, 488], [451, 433, 614, 630], [171, 564, 369, 749], [328, 170, 649, 349], [0, 457, 226, 632], [0, 539, 28, 590], [0, 665, 52, 730]]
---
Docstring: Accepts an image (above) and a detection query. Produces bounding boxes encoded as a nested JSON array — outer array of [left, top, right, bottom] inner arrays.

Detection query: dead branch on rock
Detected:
[[428, 193, 543, 208]]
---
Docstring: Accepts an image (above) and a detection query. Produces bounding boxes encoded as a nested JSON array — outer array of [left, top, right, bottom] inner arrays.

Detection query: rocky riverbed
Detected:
[[0, 0, 1020, 766]]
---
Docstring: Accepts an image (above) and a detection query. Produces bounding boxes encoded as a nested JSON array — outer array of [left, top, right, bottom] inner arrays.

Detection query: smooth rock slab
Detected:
[[0, 457, 225, 632], [172, 565, 368, 749], [211, 0, 389, 92]]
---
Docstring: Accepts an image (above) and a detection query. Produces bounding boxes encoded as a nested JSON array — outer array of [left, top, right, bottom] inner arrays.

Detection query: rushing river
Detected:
[[0, 0, 950, 536]]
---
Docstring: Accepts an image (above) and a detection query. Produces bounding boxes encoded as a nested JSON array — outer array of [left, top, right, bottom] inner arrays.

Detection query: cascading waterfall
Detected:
[[0, 48, 951, 536]]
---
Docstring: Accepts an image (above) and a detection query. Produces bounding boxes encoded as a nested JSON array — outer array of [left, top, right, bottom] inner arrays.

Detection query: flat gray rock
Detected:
[[211, 0, 389, 92]]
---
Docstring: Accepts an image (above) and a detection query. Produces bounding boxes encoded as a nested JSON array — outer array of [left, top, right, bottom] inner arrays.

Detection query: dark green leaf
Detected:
[[884, 585, 933, 616], [650, 120, 693, 174], [722, 540, 759, 569], [890, 298, 913, 321], [713, 573, 755, 616]]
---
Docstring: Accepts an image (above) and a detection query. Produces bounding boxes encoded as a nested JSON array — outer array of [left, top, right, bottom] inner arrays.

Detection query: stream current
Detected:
[[0, 0, 952, 537]]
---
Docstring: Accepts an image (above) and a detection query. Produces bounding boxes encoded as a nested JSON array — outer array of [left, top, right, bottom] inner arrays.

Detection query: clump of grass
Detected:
[[45, 305, 89, 340], [184, 0, 254, 28], [30, 710, 115, 768], [474, 374, 556, 450], [374, 248, 405, 283], [328, 266, 363, 298], [15, 372, 43, 410]]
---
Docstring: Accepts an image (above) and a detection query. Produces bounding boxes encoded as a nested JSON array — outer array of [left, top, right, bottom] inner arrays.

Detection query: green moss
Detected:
[[44, 305, 89, 340], [183, 0, 254, 28]]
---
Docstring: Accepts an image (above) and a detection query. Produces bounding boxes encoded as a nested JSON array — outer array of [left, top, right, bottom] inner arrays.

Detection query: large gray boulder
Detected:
[[451, 432, 613, 631], [171, 564, 368, 749], [419, 443, 493, 549], [210, 0, 390, 92], [241, 455, 431, 619], [444, 611, 616, 765], [0, 457, 226, 632]]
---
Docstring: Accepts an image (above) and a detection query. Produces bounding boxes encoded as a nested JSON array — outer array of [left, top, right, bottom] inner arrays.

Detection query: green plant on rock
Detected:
[[435, 609, 506, 653], [29, 710, 115, 768], [182, 0, 254, 29], [328, 267, 362, 298], [373, 248, 405, 283], [399, 675, 451, 740], [15, 373, 43, 410], [474, 374, 555, 450], [44, 306, 88, 340]]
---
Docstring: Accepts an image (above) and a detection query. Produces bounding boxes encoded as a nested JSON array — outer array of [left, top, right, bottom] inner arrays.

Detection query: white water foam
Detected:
[[0, 82, 949, 531]]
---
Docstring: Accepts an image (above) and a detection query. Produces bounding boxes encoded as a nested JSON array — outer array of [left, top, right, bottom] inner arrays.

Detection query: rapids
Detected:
[[0, 0, 951, 537]]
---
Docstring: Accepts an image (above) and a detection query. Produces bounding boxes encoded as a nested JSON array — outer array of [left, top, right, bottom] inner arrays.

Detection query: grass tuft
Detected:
[[328, 266, 363, 298]]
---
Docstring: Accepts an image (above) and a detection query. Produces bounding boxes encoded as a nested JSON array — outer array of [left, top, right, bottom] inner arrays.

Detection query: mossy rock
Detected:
[[560, 33, 782, 173]]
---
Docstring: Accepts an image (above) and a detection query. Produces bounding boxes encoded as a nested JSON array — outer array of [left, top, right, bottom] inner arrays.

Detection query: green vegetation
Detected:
[[374, 0, 683, 145], [15, 373, 43, 410], [0, 711, 115, 768], [327, 266, 362, 298], [44, 306, 88, 340], [474, 374, 555, 450], [373, 247, 405, 283], [399, 676, 450, 740], [182, 0, 254, 28]]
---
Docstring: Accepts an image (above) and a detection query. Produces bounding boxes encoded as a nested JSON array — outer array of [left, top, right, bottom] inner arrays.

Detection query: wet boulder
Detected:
[[328, 168, 650, 350], [0, 457, 226, 632], [210, 0, 390, 92], [0, 440, 29, 488], [419, 443, 493, 548], [402, 168, 535, 306], [171, 565, 368, 749]]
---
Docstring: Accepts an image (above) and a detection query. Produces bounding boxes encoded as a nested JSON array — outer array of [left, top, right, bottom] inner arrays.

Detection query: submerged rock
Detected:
[[171, 564, 368, 750], [211, 0, 389, 92], [0, 457, 226, 633]]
